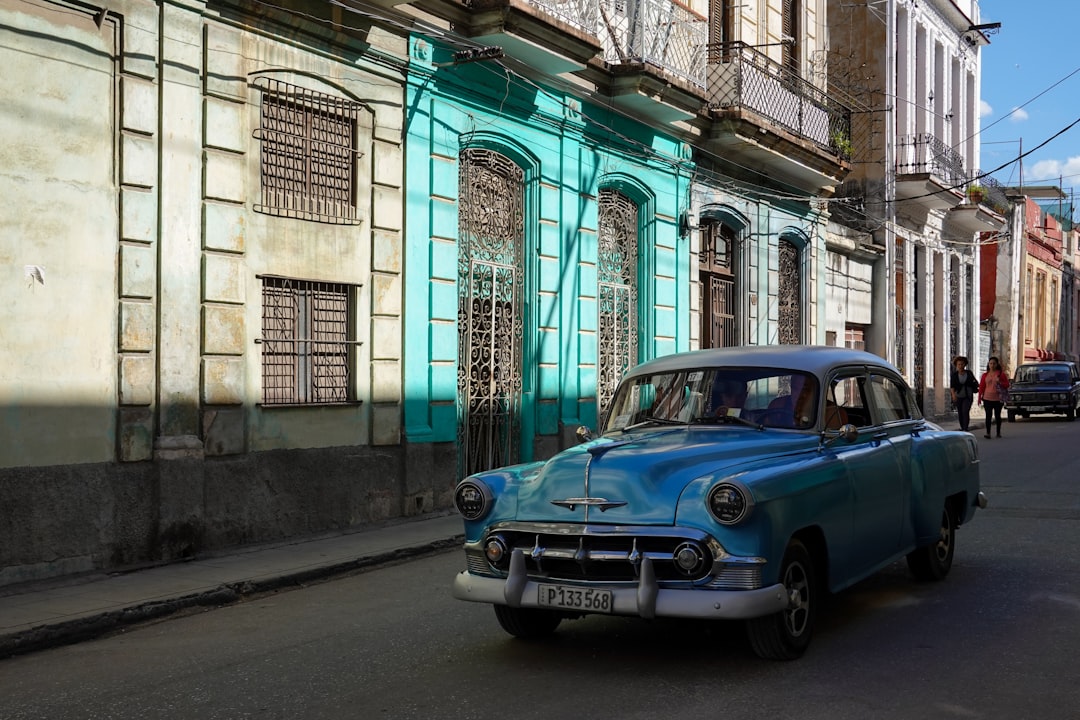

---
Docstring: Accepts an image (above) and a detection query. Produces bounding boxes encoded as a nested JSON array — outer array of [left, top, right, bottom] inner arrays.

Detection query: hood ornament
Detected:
[[551, 497, 627, 512]]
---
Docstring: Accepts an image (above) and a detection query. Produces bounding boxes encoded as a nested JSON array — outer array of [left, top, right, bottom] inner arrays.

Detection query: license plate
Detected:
[[537, 584, 613, 613], [1029, 407, 1047, 412]]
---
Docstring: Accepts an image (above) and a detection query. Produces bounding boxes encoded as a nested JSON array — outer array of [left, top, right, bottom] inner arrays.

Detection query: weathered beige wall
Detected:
[[0, 0, 412, 588], [0, 1, 119, 466]]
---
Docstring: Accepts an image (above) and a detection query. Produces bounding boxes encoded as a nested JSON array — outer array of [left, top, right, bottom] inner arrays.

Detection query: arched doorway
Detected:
[[456, 148, 525, 478], [597, 188, 640, 413], [778, 237, 802, 344]]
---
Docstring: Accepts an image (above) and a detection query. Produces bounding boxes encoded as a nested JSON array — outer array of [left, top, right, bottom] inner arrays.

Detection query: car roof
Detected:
[[1018, 361, 1074, 367], [625, 345, 899, 380]]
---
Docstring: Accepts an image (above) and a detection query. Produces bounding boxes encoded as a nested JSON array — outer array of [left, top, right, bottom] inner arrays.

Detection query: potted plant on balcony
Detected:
[[831, 131, 853, 158], [967, 184, 985, 204]]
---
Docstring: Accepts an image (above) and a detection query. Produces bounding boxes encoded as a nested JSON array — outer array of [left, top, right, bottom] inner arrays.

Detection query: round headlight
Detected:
[[707, 482, 752, 525], [454, 480, 492, 521]]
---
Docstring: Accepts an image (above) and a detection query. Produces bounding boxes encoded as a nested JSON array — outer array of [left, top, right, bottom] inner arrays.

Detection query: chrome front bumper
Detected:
[[452, 550, 789, 621]]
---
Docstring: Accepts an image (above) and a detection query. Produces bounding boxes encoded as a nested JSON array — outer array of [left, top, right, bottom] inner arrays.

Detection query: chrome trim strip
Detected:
[[551, 497, 628, 512], [485, 521, 713, 540]]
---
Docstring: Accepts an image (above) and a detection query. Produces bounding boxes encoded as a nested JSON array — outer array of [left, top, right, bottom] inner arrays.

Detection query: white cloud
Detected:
[[979, 100, 993, 117], [1029, 156, 1080, 184], [1009, 107, 1029, 122], [1030, 159, 1061, 179]]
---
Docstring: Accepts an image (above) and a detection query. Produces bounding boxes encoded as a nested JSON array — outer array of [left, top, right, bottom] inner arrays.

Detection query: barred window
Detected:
[[256, 79, 361, 224], [259, 276, 357, 405]]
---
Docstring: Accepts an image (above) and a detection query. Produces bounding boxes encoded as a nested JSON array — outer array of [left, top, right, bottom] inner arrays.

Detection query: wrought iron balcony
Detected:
[[706, 41, 851, 159], [525, 0, 599, 36], [978, 175, 1011, 214], [595, 0, 707, 89], [895, 134, 967, 187]]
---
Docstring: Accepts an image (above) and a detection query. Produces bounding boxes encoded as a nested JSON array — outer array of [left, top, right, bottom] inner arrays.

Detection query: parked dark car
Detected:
[[1006, 361, 1080, 422], [451, 346, 986, 660]]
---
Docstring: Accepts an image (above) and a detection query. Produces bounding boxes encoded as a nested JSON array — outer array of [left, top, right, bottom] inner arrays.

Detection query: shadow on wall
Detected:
[[0, 414, 453, 589]]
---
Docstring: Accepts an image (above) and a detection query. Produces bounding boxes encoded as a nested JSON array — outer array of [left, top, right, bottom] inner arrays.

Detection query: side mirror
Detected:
[[576, 426, 594, 443], [838, 423, 859, 442]]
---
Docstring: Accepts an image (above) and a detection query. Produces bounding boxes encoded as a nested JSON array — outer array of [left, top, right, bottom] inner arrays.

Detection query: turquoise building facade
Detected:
[[403, 34, 694, 482]]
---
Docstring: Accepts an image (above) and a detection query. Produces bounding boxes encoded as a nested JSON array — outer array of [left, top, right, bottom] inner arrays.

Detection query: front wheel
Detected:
[[906, 507, 955, 581], [1007, 409, 1016, 423], [746, 539, 816, 661], [1068, 406, 1076, 421], [493, 605, 562, 639]]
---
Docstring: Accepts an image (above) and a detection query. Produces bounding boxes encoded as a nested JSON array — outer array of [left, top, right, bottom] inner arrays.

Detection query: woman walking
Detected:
[[978, 356, 1010, 439], [950, 355, 978, 431]]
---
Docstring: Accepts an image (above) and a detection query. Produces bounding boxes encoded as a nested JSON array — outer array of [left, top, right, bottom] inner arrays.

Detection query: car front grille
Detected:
[[469, 524, 732, 584]]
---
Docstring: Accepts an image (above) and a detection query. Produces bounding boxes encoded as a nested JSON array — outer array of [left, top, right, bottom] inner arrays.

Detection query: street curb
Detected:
[[0, 535, 463, 660]]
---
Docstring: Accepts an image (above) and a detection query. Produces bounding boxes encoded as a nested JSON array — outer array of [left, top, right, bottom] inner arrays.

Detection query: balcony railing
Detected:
[[595, 0, 707, 89], [895, 134, 967, 187], [979, 175, 1011, 214], [706, 42, 851, 158], [527, 0, 599, 36]]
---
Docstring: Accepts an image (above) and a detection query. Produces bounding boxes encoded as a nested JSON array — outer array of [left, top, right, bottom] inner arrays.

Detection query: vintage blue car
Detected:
[[451, 346, 986, 660], [1006, 361, 1080, 422]]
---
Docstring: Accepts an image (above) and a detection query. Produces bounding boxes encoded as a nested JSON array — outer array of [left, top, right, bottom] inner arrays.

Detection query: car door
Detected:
[[847, 371, 909, 573], [826, 368, 907, 578]]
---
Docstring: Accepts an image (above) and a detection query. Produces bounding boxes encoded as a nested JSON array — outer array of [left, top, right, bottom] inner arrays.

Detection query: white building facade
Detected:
[[827, 0, 1004, 414]]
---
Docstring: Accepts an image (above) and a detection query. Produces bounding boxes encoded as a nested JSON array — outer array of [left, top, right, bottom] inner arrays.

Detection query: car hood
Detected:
[[514, 427, 811, 524]]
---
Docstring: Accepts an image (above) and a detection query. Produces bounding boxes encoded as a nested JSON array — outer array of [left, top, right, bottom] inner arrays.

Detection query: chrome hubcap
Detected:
[[783, 561, 810, 637], [935, 510, 952, 562]]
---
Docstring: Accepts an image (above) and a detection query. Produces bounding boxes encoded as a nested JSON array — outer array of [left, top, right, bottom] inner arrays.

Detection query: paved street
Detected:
[[2, 415, 1079, 719]]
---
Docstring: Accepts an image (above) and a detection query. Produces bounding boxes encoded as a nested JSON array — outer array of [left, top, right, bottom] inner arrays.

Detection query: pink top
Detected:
[[980, 370, 1007, 402]]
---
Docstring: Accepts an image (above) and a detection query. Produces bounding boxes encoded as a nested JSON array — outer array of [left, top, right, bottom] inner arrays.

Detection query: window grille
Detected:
[[259, 276, 357, 405], [255, 79, 362, 225]]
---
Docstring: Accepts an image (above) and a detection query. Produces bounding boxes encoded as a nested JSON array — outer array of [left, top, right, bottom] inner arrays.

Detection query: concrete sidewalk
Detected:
[[0, 512, 465, 659], [0, 410, 977, 661]]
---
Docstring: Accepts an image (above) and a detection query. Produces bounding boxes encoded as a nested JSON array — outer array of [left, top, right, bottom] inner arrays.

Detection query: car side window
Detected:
[[827, 374, 869, 429], [867, 374, 910, 423]]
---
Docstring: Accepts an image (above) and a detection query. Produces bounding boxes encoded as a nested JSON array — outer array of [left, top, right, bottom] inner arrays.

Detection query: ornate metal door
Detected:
[[700, 219, 737, 348], [894, 237, 906, 374], [949, 258, 960, 360], [778, 239, 801, 344], [457, 149, 524, 479], [597, 188, 639, 413], [913, 317, 926, 410]]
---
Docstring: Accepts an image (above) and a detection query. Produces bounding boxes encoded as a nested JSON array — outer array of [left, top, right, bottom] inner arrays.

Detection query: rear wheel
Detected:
[[906, 507, 955, 581], [746, 539, 816, 660], [493, 605, 562, 638]]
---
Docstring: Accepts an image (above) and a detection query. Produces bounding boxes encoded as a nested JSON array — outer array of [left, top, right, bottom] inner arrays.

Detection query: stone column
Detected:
[[155, 0, 207, 461]]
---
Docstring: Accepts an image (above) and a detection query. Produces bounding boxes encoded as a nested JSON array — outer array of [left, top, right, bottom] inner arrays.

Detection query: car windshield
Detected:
[[602, 368, 820, 433], [1014, 365, 1072, 384]]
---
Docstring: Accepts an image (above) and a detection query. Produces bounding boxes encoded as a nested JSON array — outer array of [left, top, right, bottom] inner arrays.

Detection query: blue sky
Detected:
[[977, 0, 1080, 201]]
